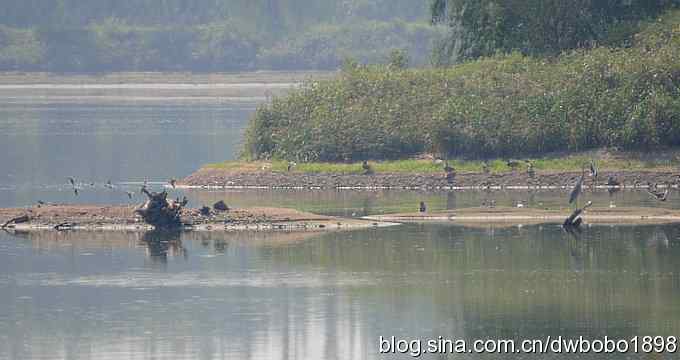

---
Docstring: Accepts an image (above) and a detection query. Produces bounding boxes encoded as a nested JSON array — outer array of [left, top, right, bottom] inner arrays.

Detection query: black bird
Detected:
[[68, 177, 76, 186], [37, 200, 45, 205], [73, 187, 79, 196], [589, 160, 598, 179], [169, 178, 176, 189], [419, 201, 427, 213], [607, 176, 621, 187], [444, 161, 454, 173], [200, 206, 211, 216], [126, 191, 134, 199], [105, 180, 114, 189]]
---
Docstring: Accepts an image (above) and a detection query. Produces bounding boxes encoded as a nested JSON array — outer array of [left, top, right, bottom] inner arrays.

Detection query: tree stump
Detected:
[[135, 188, 188, 229]]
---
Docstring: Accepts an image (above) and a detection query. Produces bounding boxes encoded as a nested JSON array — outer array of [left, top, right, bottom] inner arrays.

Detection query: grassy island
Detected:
[[242, 9, 680, 163]]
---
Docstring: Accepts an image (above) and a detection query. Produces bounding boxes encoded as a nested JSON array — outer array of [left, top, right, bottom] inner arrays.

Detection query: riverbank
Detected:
[[181, 167, 678, 190], [0, 204, 393, 232]]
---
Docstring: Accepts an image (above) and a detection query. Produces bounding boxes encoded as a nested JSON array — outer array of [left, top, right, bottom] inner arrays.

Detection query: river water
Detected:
[[1, 74, 680, 359]]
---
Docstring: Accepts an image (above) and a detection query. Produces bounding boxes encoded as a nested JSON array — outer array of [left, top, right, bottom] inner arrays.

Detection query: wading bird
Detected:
[[126, 191, 134, 199], [419, 201, 427, 213], [482, 160, 490, 174], [68, 177, 76, 186], [569, 172, 585, 206], [169, 178, 176, 189]]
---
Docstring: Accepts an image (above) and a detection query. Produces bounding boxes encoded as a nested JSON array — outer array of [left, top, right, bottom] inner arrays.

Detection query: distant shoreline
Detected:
[[0, 71, 333, 85]]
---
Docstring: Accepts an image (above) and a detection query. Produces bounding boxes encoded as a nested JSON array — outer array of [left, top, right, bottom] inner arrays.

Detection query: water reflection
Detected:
[[141, 230, 187, 264], [2, 224, 680, 359]]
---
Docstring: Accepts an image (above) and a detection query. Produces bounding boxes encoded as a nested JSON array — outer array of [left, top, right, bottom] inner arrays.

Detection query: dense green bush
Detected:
[[243, 10, 680, 161]]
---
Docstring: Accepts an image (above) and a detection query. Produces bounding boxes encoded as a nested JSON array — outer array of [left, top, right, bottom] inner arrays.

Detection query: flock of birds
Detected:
[[416, 159, 674, 230], [61, 176, 179, 202]]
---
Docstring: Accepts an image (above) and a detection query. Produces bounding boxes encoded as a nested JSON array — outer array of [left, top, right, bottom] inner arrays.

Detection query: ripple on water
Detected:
[[10, 271, 378, 289]]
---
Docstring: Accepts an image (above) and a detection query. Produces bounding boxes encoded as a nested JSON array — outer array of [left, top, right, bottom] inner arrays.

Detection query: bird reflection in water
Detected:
[[141, 230, 187, 263]]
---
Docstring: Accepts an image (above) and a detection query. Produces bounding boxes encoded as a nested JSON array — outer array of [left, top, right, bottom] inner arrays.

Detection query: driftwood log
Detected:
[[135, 188, 188, 229]]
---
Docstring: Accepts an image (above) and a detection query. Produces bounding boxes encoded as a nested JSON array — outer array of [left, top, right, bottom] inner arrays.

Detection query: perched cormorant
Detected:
[[607, 176, 621, 187], [589, 160, 598, 179]]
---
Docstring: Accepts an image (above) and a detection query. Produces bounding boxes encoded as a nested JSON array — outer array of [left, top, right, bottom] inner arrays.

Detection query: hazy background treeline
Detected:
[[0, 0, 447, 72]]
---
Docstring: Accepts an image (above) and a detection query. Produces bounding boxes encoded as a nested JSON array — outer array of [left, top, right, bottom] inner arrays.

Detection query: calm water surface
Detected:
[[1, 74, 680, 359], [2, 225, 680, 359]]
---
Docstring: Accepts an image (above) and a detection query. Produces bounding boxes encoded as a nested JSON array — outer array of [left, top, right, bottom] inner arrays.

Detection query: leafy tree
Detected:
[[431, 0, 679, 62]]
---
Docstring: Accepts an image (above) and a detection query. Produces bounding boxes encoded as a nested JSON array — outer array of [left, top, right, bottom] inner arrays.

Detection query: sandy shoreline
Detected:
[[364, 207, 680, 226], [3, 203, 680, 233], [180, 168, 679, 191], [0, 204, 395, 232]]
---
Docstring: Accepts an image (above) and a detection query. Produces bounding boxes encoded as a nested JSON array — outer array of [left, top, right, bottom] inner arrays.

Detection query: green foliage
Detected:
[[243, 9, 680, 161], [431, 0, 679, 62]]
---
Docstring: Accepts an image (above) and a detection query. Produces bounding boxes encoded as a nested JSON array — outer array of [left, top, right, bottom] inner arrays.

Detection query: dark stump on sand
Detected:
[[135, 188, 188, 229]]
